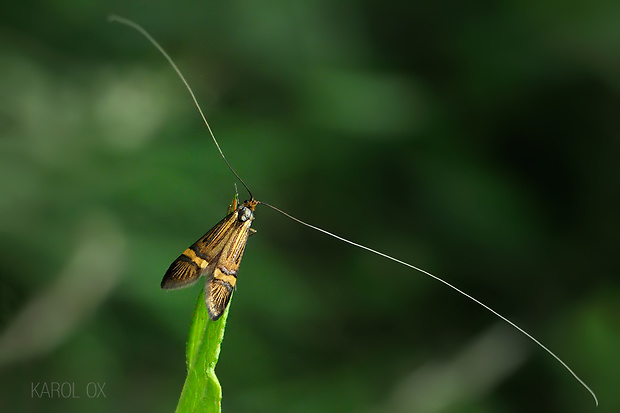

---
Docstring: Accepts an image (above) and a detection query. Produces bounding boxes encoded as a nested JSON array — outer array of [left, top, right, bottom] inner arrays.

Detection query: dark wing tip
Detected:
[[205, 278, 233, 321], [160, 274, 176, 289], [161, 258, 202, 290], [207, 307, 224, 321]]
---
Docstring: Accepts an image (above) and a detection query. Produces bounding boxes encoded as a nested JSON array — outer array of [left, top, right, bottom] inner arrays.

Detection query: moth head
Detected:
[[242, 198, 259, 211]]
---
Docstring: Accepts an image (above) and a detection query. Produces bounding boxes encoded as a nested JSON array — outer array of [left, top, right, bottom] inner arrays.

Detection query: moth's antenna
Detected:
[[108, 15, 254, 201], [109, 15, 597, 406], [259, 201, 599, 406]]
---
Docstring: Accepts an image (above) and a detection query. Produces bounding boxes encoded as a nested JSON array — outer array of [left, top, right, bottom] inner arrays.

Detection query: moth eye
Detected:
[[238, 206, 253, 222]]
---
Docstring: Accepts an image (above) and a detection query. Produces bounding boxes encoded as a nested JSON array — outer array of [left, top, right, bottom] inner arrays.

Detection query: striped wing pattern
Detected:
[[161, 198, 257, 321], [161, 210, 239, 290]]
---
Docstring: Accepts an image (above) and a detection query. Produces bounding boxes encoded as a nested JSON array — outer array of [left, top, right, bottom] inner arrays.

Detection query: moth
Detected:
[[110, 15, 597, 405], [161, 197, 258, 321]]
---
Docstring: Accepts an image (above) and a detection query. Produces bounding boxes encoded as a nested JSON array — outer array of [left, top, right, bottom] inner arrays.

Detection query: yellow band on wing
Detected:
[[183, 248, 208, 269]]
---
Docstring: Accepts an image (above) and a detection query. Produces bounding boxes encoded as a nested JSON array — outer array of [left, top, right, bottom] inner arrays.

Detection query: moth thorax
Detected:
[[238, 206, 253, 222]]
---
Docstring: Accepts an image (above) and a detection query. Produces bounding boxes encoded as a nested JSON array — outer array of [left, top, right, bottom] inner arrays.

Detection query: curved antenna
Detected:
[[108, 15, 254, 201], [109, 15, 597, 406], [259, 201, 599, 406]]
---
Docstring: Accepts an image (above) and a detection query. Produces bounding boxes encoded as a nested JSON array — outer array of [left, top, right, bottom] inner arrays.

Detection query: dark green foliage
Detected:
[[0, 2, 618, 412]]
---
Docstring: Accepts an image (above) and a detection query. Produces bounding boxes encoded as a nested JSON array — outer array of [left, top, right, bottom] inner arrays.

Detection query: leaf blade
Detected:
[[175, 290, 231, 413]]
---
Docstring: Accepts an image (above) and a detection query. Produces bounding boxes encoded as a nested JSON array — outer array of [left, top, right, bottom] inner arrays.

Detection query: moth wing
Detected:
[[205, 268, 234, 321], [205, 218, 253, 320], [161, 210, 238, 290], [161, 258, 204, 290]]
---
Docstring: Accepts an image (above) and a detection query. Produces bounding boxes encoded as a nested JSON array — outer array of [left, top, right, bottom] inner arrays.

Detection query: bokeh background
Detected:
[[1, 1, 618, 412]]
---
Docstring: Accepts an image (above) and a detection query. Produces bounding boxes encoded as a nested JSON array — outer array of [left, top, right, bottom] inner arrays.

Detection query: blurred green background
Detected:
[[1, 1, 618, 412]]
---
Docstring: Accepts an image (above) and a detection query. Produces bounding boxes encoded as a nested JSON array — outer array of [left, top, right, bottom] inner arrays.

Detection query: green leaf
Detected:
[[175, 289, 231, 413]]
